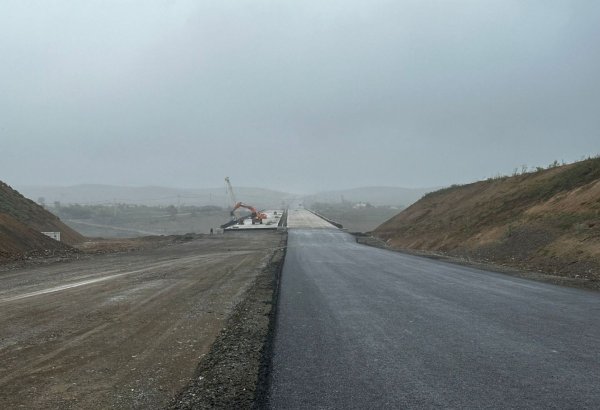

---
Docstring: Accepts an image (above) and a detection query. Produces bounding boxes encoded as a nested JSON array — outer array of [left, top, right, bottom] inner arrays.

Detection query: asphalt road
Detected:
[[269, 228, 600, 409]]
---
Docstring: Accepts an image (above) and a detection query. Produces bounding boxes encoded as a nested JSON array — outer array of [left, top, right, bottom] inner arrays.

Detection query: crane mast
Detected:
[[225, 177, 237, 211]]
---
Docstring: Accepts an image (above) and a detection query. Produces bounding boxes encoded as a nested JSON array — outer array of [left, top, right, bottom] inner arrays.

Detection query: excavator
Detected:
[[231, 202, 268, 225], [222, 178, 268, 227]]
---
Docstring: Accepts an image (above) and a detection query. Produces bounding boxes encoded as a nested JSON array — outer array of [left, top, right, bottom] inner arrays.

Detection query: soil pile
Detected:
[[374, 157, 600, 283], [0, 181, 84, 260]]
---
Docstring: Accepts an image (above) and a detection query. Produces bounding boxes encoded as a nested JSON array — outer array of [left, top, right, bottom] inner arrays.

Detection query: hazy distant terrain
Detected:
[[18, 184, 294, 209], [16, 184, 441, 237], [51, 204, 230, 238], [302, 186, 434, 233], [304, 186, 435, 208], [310, 203, 401, 233]]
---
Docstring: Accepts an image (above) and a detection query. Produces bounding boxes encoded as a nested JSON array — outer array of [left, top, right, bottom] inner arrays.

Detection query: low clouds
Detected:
[[1, 0, 599, 192]]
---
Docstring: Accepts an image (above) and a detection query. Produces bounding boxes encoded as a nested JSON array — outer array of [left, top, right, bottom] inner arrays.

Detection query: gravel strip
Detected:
[[168, 234, 287, 409]]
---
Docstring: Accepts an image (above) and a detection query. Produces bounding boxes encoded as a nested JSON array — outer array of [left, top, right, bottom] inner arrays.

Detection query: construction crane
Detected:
[[225, 177, 237, 210]]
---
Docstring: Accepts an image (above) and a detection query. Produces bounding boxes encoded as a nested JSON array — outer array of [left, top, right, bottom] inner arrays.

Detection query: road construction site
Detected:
[[223, 209, 285, 231], [2, 206, 598, 409], [0, 232, 283, 409]]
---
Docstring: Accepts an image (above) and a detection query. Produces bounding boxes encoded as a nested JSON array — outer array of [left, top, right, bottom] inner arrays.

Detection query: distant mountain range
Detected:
[[16, 184, 435, 209]]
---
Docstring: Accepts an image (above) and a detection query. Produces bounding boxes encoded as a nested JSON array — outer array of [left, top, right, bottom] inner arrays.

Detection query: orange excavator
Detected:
[[231, 202, 268, 225]]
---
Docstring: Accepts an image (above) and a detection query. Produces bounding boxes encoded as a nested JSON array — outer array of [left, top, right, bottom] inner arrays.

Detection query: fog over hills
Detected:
[[17, 184, 432, 209], [304, 186, 436, 207], [17, 184, 293, 209]]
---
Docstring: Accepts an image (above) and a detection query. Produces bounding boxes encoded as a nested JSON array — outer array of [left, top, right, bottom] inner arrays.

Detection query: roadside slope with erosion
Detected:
[[374, 157, 600, 286], [0, 181, 84, 260]]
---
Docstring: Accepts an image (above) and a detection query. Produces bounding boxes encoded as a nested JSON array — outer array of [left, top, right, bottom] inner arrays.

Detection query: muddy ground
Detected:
[[0, 231, 283, 409]]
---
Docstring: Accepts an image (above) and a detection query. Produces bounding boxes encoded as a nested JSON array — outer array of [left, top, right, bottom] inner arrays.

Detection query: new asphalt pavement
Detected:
[[269, 222, 600, 409]]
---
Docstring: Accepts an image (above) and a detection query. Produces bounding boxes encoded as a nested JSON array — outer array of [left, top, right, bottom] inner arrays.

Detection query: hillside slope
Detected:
[[0, 181, 84, 260], [0, 214, 72, 258], [374, 158, 600, 282]]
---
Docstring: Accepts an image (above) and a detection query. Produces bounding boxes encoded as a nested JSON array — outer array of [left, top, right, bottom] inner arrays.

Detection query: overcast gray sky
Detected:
[[1, 0, 598, 193]]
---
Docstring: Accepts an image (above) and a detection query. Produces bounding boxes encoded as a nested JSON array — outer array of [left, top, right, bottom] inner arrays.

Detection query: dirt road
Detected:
[[0, 232, 282, 409]]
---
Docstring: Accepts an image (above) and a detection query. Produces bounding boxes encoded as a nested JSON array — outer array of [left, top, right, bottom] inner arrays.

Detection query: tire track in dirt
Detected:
[[0, 232, 282, 409]]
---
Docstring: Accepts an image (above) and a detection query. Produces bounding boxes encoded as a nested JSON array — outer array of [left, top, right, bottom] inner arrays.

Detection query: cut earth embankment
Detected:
[[374, 157, 600, 288]]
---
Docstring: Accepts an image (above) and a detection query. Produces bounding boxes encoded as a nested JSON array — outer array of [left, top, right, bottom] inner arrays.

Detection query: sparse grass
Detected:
[[422, 156, 600, 202], [374, 156, 600, 282], [421, 184, 465, 200], [522, 157, 600, 202]]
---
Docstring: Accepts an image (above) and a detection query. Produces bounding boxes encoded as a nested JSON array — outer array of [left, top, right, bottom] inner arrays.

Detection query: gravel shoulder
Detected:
[[0, 231, 283, 409], [169, 233, 286, 409]]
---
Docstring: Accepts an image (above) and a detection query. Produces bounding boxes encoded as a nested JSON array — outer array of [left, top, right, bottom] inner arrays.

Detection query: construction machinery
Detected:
[[221, 177, 267, 227], [231, 202, 268, 224]]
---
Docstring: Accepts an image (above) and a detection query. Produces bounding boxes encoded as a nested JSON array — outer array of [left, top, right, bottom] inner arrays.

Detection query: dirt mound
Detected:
[[0, 213, 71, 257], [0, 181, 84, 260], [374, 157, 600, 282]]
